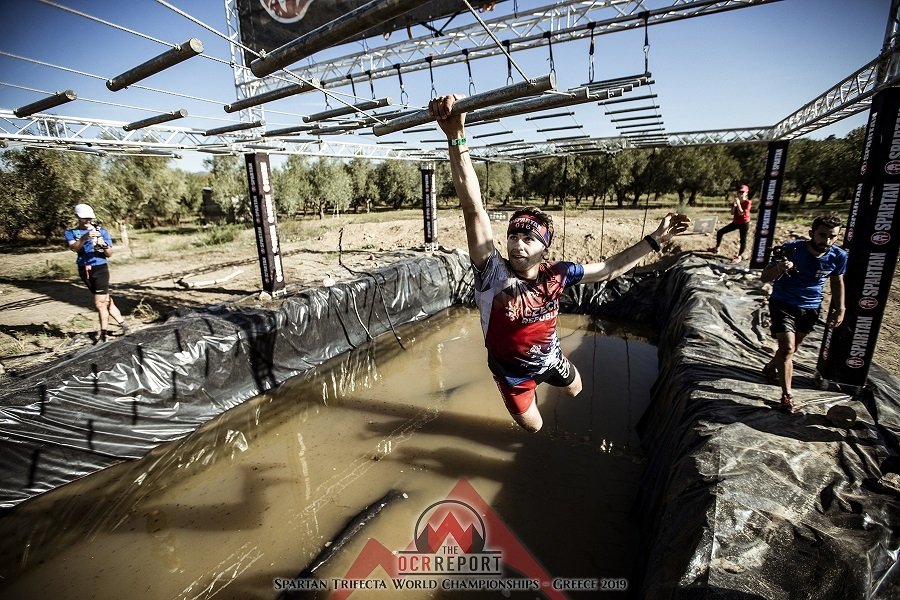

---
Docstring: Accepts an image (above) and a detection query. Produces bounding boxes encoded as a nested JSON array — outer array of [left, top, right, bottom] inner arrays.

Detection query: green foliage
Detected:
[[347, 157, 379, 212], [0, 148, 104, 240], [0, 126, 867, 242], [274, 154, 315, 216], [202, 155, 248, 221], [376, 160, 419, 209], [196, 224, 241, 246]]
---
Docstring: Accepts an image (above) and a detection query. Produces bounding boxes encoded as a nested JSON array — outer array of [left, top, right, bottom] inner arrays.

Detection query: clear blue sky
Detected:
[[0, 0, 891, 172]]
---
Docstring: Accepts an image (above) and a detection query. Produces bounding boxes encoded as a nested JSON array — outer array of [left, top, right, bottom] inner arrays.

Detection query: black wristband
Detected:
[[644, 234, 661, 252]]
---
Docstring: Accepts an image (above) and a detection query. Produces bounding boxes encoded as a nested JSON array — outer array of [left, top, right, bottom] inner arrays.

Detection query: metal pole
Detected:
[[373, 72, 556, 136], [204, 120, 265, 136], [250, 0, 421, 78], [107, 39, 204, 91], [263, 124, 322, 137], [224, 79, 320, 113], [13, 90, 77, 118], [123, 109, 188, 131], [304, 97, 392, 123], [465, 86, 594, 124]]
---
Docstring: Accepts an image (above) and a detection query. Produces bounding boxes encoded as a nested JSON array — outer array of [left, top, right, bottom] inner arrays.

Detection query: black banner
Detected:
[[237, 0, 505, 66], [421, 165, 437, 247], [749, 141, 790, 269], [817, 88, 900, 386], [245, 153, 286, 295]]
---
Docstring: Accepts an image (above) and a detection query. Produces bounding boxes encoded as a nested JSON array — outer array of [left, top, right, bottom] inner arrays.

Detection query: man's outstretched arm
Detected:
[[430, 95, 494, 270], [580, 212, 691, 283]]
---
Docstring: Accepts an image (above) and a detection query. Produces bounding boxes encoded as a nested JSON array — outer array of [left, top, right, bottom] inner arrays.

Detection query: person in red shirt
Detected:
[[709, 184, 752, 263], [430, 94, 690, 432]]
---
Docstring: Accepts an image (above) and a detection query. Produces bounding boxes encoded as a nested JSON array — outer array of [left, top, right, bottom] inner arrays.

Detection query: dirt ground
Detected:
[[1, 207, 898, 380]]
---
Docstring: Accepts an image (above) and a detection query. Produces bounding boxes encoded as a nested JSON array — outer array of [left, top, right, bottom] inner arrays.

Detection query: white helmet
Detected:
[[74, 203, 95, 219]]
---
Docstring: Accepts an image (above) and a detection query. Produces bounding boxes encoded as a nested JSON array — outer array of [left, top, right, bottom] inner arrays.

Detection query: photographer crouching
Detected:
[[65, 203, 128, 343]]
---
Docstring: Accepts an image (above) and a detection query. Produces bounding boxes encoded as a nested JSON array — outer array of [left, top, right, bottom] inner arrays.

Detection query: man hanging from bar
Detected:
[[429, 94, 691, 432]]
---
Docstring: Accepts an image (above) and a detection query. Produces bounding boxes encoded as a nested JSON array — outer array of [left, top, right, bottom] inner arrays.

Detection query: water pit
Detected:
[[0, 308, 658, 600]]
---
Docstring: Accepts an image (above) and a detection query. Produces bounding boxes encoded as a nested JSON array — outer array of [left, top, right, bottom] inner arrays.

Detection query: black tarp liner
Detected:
[[0, 251, 898, 598], [0, 250, 472, 508], [636, 255, 900, 599]]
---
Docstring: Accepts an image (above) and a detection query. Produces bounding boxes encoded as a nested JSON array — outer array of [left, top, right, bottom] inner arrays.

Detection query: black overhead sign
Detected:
[[238, 0, 507, 67]]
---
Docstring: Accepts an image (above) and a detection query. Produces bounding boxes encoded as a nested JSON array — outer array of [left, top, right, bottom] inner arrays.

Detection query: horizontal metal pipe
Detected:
[[466, 85, 594, 124], [123, 109, 188, 131], [373, 72, 556, 136], [304, 97, 392, 123], [616, 120, 664, 129], [600, 93, 658, 106], [525, 111, 574, 121], [224, 79, 320, 113], [204, 120, 265, 135], [107, 39, 203, 92], [250, 0, 420, 78], [263, 124, 322, 137], [14, 90, 77, 118]]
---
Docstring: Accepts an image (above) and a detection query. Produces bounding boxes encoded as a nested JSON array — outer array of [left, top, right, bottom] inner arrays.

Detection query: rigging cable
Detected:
[[461, 0, 529, 81], [462, 48, 477, 96], [587, 22, 597, 84]]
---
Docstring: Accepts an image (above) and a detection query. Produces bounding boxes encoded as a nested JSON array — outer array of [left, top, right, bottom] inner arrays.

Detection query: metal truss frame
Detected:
[[237, 0, 782, 96], [1, 0, 896, 161], [0, 111, 427, 161]]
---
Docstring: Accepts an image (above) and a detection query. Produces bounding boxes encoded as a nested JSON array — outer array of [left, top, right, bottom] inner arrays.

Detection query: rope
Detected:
[[394, 64, 409, 107], [39, 0, 172, 47], [641, 11, 651, 75], [366, 70, 375, 100], [461, 0, 529, 81], [463, 48, 477, 96], [426, 56, 437, 99], [587, 22, 597, 83], [543, 32, 557, 79], [338, 228, 406, 350]]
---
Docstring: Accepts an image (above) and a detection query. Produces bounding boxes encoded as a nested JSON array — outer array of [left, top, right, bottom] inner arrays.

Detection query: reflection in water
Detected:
[[0, 307, 657, 600]]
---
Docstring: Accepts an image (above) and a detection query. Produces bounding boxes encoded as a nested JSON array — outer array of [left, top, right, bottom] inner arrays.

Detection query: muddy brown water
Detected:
[[0, 307, 658, 600]]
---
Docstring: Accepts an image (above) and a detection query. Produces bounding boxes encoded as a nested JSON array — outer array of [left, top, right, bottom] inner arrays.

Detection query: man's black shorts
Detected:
[[769, 298, 820, 336], [79, 263, 110, 295]]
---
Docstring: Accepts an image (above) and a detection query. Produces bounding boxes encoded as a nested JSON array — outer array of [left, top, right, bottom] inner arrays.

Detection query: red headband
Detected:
[[508, 215, 551, 247]]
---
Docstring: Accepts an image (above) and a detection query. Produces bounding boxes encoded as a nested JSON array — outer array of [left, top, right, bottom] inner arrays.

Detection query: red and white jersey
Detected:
[[474, 250, 584, 379]]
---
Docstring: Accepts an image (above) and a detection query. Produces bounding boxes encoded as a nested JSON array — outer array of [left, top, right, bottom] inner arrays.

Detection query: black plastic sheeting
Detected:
[[636, 255, 900, 599], [0, 249, 472, 509], [1, 250, 898, 599]]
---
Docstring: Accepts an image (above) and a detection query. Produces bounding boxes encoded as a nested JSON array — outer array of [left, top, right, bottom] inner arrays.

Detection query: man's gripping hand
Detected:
[[428, 94, 466, 140]]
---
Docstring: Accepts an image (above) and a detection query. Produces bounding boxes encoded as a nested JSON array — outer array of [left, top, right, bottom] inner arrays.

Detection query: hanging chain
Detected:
[[426, 55, 437, 99], [543, 31, 556, 79], [366, 69, 375, 99], [503, 40, 513, 85], [642, 11, 651, 75], [346, 73, 356, 99], [587, 22, 597, 83], [463, 48, 476, 96], [394, 64, 409, 107]]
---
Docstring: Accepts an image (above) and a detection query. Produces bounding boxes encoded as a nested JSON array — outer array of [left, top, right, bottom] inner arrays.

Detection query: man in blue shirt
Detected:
[[760, 215, 847, 411], [64, 203, 128, 343]]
